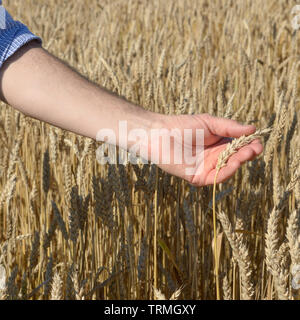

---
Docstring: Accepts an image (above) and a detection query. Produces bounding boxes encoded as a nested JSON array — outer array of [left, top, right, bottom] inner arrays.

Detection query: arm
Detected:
[[0, 41, 158, 144]]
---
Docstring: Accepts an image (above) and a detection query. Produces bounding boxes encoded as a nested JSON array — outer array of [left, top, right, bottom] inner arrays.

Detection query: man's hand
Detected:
[[145, 113, 263, 186]]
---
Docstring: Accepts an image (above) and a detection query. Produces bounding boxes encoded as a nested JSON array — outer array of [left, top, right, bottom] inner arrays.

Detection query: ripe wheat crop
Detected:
[[0, 0, 299, 300]]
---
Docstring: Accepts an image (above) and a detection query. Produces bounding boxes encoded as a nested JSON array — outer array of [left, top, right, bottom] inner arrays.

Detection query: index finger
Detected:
[[202, 114, 256, 138]]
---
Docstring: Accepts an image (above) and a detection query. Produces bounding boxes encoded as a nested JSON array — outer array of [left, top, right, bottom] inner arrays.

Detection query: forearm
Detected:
[[0, 41, 161, 147]]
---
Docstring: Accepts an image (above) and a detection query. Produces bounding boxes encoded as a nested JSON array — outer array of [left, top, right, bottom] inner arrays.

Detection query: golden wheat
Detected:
[[0, 0, 299, 300]]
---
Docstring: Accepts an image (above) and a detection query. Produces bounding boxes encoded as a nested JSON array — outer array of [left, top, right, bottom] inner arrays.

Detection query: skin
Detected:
[[0, 41, 263, 186]]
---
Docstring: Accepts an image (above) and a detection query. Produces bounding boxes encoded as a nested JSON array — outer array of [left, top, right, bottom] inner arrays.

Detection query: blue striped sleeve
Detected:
[[0, 2, 42, 69]]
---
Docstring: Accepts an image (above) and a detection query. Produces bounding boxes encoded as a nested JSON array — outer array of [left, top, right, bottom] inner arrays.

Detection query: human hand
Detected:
[[144, 113, 263, 186]]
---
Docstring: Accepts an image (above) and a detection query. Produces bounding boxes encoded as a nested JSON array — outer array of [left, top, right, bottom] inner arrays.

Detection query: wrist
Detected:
[[125, 108, 166, 158], [93, 88, 167, 163]]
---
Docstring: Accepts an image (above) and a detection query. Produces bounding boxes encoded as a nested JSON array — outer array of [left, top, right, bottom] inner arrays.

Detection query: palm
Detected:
[[154, 114, 263, 186]]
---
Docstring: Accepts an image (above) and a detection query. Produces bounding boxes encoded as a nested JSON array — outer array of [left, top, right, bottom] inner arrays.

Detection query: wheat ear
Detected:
[[212, 128, 271, 300]]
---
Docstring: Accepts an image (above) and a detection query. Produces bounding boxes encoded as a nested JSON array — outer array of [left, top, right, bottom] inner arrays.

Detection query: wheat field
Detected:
[[0, 0, 299, 300]]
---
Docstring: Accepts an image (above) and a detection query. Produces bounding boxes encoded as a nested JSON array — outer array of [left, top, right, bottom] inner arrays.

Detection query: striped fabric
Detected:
[[0, 0, 42, 69]]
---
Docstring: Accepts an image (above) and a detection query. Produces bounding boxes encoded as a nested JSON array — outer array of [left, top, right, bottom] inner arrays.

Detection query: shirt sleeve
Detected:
[[0, 2, 42, 69]]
